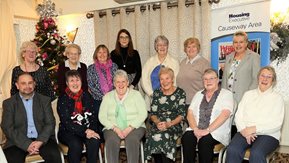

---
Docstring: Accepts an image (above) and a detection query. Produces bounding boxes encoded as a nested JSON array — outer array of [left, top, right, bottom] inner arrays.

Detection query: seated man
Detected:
[[1, 72, 61, 163]]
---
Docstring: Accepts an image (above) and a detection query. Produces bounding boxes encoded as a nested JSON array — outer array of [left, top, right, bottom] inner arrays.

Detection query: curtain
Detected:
[[0, 0, 17, 104], [93, 0, 212, 65]]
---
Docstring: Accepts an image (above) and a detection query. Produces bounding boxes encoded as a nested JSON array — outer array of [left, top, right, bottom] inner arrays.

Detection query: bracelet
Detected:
[[207, 127, 211, 133]]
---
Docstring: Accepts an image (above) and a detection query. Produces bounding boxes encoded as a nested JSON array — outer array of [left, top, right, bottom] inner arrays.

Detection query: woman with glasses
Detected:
[[182, 68, 234, 163], [57, 44, 88, 96], [141, 35, 179, 110], [226, 66, 284, 163], [10, 41, 55, 100], [111, 29, 142, 89]]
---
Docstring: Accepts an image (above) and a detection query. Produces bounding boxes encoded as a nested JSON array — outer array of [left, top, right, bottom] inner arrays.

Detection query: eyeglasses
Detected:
[[119, 36, 129, 40], [24, 50, 37, 54], [260, 74, 273, 79], [203, 77, 217, 82]]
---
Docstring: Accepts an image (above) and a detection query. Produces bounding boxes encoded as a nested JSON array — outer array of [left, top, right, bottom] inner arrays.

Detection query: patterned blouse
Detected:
[[87, 63, 118, 101], [10, 66, 55, 100]]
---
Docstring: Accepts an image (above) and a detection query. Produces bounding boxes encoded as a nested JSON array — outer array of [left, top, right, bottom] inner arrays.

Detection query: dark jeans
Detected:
[[58, 131, 101, 163], [182, 131, 219, 163], [3, 139, 61, 163], [226, 132, 279, 163]]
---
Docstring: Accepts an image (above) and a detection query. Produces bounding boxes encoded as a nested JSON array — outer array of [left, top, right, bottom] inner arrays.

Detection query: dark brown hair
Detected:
[[114, 29, 135, 57]]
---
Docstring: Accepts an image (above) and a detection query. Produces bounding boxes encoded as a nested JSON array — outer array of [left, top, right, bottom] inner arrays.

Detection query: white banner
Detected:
[[211, 0, 270, 39]]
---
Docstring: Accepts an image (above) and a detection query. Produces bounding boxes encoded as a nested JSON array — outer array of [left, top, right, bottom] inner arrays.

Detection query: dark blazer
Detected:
[[1, 93, 55, 151], [221, 49, 260, 104]]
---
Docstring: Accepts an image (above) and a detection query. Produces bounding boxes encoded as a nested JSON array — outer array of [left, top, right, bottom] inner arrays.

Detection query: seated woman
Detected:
[[182, 68, 234, 163], [99, 70, 147, 163], [144, 67, 186, 162], [226, 66, 284, 163], [57, 70, 101, 163]]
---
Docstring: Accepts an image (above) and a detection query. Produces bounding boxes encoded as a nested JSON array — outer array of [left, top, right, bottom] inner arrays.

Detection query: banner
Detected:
[[211, 0, 271, 74]]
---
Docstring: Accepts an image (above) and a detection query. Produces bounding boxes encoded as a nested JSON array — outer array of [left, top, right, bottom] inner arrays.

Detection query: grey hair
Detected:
[[154, 35, 169, 51], [113, 69, 129, 83]]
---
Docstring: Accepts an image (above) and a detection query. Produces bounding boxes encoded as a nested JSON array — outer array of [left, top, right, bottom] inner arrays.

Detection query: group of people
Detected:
[[0, 30, 284, 163]]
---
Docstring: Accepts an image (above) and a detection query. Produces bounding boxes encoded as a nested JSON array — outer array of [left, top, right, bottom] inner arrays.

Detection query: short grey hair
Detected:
[[154, 35, 169, 51], [113, 69, 129, 83], [257, 66, 277, 87]]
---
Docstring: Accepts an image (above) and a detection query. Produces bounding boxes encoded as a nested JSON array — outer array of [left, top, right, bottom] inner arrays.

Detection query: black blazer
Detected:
[[1, 93, 55, 151]]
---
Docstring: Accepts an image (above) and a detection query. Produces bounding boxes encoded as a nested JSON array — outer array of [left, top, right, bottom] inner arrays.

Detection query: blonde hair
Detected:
[[233, 31, 248, 42], [159, 67, 174, 80], [65, 44, 82, 55], [19, 41, 38, 60], [257, 66, 277, 87], [184, 37, 200, 53]]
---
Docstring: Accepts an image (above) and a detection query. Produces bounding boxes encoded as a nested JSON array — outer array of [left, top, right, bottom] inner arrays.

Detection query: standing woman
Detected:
[[57, 70, 101, 163], [87, 44, 118, 125], [222, 31, 260, 135], [111, 29, 142, 89], [11, 41, 55, 100], [57, 44, 88, 96], [176, 37, 210, 108], [141, 35, 179, 109]]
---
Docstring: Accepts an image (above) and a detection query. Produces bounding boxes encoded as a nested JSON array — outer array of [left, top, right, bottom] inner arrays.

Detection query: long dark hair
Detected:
[[114, 29, 135, 57]]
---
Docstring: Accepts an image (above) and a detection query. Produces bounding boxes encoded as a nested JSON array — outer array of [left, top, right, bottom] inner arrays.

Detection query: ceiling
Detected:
[[13, 0, 164, 19]]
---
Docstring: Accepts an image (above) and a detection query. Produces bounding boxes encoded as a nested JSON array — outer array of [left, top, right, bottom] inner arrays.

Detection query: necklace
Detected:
[[120, 52, 129, 68], [24, 63, 37, 72]]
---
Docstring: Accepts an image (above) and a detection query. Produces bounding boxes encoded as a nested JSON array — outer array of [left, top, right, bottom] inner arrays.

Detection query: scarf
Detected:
[[65, 87, 83, 113], [95, 59, 113, 94], [115, 91, 128, 130]]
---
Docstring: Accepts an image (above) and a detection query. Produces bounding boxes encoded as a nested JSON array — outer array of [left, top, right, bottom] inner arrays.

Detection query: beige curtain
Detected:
[[93, 0, 211, 65], [0, 0, 17, 102]]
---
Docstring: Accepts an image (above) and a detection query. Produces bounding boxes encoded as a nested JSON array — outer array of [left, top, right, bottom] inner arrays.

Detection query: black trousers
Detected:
[[182, 131, 219, 163], [58, 131, 101, 163], [3, 139, 62, 163]]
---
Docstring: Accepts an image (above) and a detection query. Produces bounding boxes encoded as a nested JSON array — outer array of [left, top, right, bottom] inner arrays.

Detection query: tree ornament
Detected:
[[36, 0, 58, 19]]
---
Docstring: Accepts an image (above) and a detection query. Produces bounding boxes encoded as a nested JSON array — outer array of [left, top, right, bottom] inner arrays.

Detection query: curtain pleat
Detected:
[[93, 1, 211, 63], [0, 0, 17, 102]]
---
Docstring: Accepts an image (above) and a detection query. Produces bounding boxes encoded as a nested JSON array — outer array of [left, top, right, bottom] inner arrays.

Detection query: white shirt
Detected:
[[187, 88, 234, 146], [235, 87, 285, 140]]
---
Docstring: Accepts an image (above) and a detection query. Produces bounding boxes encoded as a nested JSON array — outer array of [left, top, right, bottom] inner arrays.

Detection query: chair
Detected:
[[25, 154, 44, 163], [104, 139, 144, 163], [221, 147, 276, 163], [52, 99, 103, 163], [58, 142, 103, 163]]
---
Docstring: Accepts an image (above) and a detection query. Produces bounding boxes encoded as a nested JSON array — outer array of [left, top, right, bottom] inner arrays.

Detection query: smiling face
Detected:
[[16, 74, 36, 98], [66, 76, 82, 94], [258, 69, 274, 92], [66, 47, 80, 65], [96, 47, 109, 64], [233, 35, 248, 54], [114, 76, 129, 97], [160, 72, 174, 92], [185, 42, 199, 59], [203, 71, 219, 92], [23, 47, 37, 63], [156, 40, 168, 56], [119, 32, 130, 48]]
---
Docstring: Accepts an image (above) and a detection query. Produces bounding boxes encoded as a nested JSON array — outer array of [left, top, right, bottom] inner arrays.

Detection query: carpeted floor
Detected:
[[78, 150, 289, 163]]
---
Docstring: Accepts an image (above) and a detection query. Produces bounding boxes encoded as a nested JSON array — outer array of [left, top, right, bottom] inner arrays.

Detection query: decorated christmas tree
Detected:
[[33, 0, 67, 96]]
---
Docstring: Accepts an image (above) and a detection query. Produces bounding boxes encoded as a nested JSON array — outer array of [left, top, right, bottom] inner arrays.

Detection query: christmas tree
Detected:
[[33, 0, 67, 96]]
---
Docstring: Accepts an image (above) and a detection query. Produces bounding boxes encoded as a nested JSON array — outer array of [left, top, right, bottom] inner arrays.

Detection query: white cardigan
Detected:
[[235, 87, 285, 140], [187, 88, 234, 146]]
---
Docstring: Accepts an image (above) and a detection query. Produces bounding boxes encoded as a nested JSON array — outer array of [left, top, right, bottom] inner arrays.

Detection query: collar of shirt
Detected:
[[257, 86, 274, 95], [185, 54, 201, 64], [19, 93, 35, 102], [65, 60, 81, 69]]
